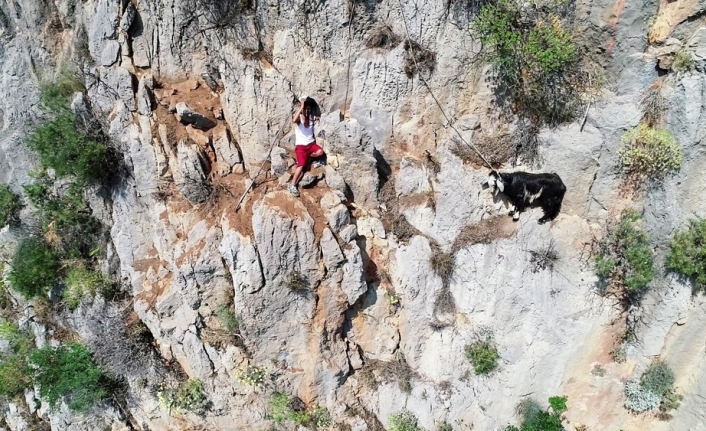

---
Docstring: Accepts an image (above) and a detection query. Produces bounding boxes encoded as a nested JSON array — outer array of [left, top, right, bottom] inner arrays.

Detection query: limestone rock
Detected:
[[321, 227, 345, 270], [87, 66, 136, 113], [299, 172, 322, 188], [357, 216, 386, 239], [270, 147, 291, 177], [70, 92, 93, 124], [341, 245, 367, 304], [100, 40, 121, 66], [327, 203, 350, 232], [136, 75, 153, 116], [120, 2, 136, 32], [173, 138, 211, 204], [176, 102, 217, 130], [213, 127, 241, 175], [321, 191, 344, 210], [324, 165, 348, 195], [339, 224, 358, 243], [220, 231, 264, 294]]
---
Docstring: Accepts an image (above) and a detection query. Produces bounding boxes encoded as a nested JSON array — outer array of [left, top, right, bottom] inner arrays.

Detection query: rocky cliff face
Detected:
[[1, 0, 706, 430]]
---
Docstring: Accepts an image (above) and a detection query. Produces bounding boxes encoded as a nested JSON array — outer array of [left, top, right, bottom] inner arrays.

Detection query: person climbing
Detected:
[[289, 97, 325, 197]]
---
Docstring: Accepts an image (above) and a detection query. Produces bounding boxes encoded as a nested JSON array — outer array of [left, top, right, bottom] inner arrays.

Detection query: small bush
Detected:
[[235, 364, 267, 386], [619, 124, 682, 180], [403, 40, 436, 79], [672, 49, 694, 73], [523, 16, 575, 75], [27, 113, 110, 184], [0, 185, 22, 226], [29, 343, 107, 412], [433, 287, 456, 316], [624, 380, 660, 413], [284, 271, 309, 293], [465, 339, 499, 375], [0, 355, 33, 396], [63, 267, 113, 309], [269, 393, 331, 427], [157, 379, 209, 415], [595, 209, 655, 298], [40, 66, 84, 113], [8, 238, 60, 299], [388, 411, 425, 431], [358, 355, 416, 393], [667, 219, 706, 288], [24, 181, 102, 257], [640, 360, 675, 397], [640, 82, 665, 127], [436, 421, 453, 431]]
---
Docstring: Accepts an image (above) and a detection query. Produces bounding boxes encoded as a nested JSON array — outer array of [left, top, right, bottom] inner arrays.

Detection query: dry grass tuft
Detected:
[[365, 25, 401, 50], [403, 39, 437, 78], [452, 216, 515, 253], [430, 249, 455, 285], [433, 287, 456, 315], [529, 239, 560, 273], [640, 80, 665, 127], [357, 355, 417, 394], [450, 129, 514, 168]]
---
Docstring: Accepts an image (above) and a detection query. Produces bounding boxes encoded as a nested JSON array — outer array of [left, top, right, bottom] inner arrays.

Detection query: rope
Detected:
[[234, 119, 290, 212], [395, 0, 498, 174]]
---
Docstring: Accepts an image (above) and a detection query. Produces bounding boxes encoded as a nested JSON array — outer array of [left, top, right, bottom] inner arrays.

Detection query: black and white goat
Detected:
[[485, 171, 566, 224]]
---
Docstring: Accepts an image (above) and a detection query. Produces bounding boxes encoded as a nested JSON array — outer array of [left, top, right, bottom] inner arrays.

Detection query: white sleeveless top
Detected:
[[294, 115, 315, 146]]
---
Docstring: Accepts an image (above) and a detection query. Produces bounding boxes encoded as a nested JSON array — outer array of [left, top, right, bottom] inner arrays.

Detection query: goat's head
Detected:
[[485, 172, 504, 195]]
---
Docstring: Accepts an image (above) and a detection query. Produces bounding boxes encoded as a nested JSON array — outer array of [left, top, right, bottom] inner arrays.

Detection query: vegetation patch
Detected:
[[619, 124, 682, 180], [40, 66, 84, 113], [505, 396, 567, 431], [595, 209, 655, 300], [640, 81, 665, 127], [63, 266, 114, 309], [672, 49, 694, 73], [0, 185, 22, 227], [235, 364, 267, 386], [157, 379, 209, 415], [269, 392, 331, 428], [358, 355, 416, 393], [284, 270, 309, 293], [8, 238, 60, 299], [529, 239, 560, 273], [0, 321, 35, 397], [29, 343, 107, 412], [624, 360, 680, 415], [430, 249, 455, 285], [474, 0, 587, 126], [388, 410, 425, 431], [24, 180, 102, 258], [667, 219, 706, 289], [27, 114, 111, 185], [465, 337, 499, 375]]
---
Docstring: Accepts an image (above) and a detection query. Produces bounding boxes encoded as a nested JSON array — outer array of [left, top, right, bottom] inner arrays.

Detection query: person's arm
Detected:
[[292, 99, 305, 124]]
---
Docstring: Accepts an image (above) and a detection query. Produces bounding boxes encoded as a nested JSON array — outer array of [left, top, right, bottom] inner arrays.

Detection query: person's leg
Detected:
[[291, 166, 305, 185], [289, 146, 308, 197], [310, 144, 325, 167]]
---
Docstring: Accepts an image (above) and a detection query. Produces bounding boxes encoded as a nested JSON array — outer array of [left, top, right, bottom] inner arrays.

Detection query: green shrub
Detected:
[[465, 339, 499, 375], [24, 181, 102, 258], [619, 124, 682, 180], [157, 379, 209, 415], [26, 114, 109, 184], [640, 360, 675, 397], [595, 209, 655, 297], [270, 392, 306, 424], [0, 320, 35, 356], [28, 343, 107, 412], [0, 356, 33, 396], [63, 267, 114, 309], [0, 185, 22, 226], [672, 49, 694, 73], [509, 396, 567, 431], [40, 66, 84, 113], [216, 303, 240, 332], [523, 16, 576, 75], [388, 411, 425, 431], [473, 0, 582, 125], [667, 219, 706, 287], [8, 238, 60, 299]]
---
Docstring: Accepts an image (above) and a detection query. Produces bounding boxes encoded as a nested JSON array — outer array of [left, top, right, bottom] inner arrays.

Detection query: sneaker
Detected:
[[311, 159, 326, 169], [288, 184, 300, 197]]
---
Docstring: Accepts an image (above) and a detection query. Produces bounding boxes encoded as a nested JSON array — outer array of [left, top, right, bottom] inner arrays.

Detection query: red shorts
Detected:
[[295, 142, 322, 167]]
